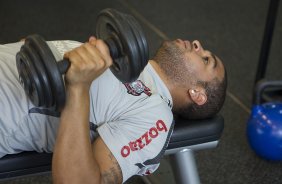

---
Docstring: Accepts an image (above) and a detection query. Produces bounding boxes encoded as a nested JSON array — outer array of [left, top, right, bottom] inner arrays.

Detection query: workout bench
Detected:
[[0, 115, 224, 184]]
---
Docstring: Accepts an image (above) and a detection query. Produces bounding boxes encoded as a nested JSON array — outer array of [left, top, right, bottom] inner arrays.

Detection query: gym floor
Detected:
[[0, 0, 282, 183]]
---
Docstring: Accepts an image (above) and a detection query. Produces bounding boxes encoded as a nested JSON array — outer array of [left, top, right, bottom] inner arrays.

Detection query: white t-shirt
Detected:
[[0, 40, 174, 182]]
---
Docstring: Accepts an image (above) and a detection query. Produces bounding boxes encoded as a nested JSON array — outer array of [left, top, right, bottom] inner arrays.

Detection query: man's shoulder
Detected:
[[0, 41, 23, 55]]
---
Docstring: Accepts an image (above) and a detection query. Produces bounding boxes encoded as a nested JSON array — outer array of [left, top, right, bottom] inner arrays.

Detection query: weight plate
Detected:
[[27, 35, 66, 111], [16, 49, 42, 106], [124, 14, 149, 70], [23, 38, 53, 107], [96, 9, 145, 83]]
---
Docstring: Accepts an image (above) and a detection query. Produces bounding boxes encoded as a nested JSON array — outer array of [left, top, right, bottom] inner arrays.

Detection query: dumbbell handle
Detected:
[[57, 38, 120, 74], [57, 59, 71, 74]]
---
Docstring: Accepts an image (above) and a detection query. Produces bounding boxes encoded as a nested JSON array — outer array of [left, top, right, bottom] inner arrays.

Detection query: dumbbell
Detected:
[[16, 8, 149, 111]]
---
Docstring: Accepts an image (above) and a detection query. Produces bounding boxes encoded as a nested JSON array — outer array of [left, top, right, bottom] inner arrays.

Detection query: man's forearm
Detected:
[[52, 86, 102, 184]]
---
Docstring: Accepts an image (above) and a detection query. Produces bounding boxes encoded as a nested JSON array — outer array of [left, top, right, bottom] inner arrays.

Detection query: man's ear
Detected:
[[188, 89, 207, 105]]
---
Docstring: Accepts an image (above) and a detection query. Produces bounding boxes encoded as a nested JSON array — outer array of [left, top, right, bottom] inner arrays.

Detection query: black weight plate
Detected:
[[16, 47, 42, 106], [96, 9, 142, 83], [117, 14, 147, 80], [27, 35, 66, 111], [124, 14, 149, 70], [24, 38, 53, 107]]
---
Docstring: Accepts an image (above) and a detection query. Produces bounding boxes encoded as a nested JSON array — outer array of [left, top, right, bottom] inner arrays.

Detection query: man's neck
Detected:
[[149, 60, 171, 90], [149, 60, 190, 111]]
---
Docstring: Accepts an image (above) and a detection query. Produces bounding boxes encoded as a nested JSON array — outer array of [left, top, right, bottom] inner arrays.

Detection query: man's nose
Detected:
[[192, 40, 204, 53]]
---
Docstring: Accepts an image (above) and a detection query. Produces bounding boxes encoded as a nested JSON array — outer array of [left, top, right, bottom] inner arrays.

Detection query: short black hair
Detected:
[[177, 69, 227, 119]]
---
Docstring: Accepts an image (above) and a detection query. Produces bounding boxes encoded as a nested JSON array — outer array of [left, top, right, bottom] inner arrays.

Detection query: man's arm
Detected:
[[52, 37, 122, 184], [92, 137, 122, 183], [52, 86, 100, 183]]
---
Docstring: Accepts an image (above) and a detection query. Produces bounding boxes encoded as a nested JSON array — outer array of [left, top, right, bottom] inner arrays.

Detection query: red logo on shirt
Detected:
[[145, 170, 152, 175], [120, 120, 168, 158], [124, 80, 152, 96]]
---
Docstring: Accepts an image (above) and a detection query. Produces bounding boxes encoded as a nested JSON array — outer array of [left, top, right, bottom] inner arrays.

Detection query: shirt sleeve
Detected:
[[97, 99, 174, 183]]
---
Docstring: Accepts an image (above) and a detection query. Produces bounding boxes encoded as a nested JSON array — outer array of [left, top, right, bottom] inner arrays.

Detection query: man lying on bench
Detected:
[[0, 36, 227, 183]]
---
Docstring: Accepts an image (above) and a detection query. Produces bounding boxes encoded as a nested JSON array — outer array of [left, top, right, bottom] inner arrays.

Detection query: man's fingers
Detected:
[[79, 44, 102, 69], [89, 36, 97, 44], [66, 37, 112, 70], [66, 43, 107, 75], [66, 50, 84, 67], [88, 36, 112, 68], [82, 43, 106, 69], [63, 37, 113, 84], [95, 40, 113, 68], [62, 37, 114, 88]]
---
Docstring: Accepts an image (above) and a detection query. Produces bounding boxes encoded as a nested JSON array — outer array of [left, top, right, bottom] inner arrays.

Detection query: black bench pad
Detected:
[[168, 115, 224, 149], [0, 151, 52, 179], [0, 115, 224, 180]]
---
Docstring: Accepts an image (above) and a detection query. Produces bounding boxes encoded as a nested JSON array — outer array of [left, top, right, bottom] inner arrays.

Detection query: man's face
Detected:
[[155, 39, 225, 85]]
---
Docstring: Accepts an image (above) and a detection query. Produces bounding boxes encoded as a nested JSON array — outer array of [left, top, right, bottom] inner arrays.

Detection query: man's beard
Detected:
[[153, 41, 197, 114], [153, 41, 195, 85]]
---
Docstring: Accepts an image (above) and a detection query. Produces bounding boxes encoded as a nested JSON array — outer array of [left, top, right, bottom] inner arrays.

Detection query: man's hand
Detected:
[[63, 36, 113, 90]]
